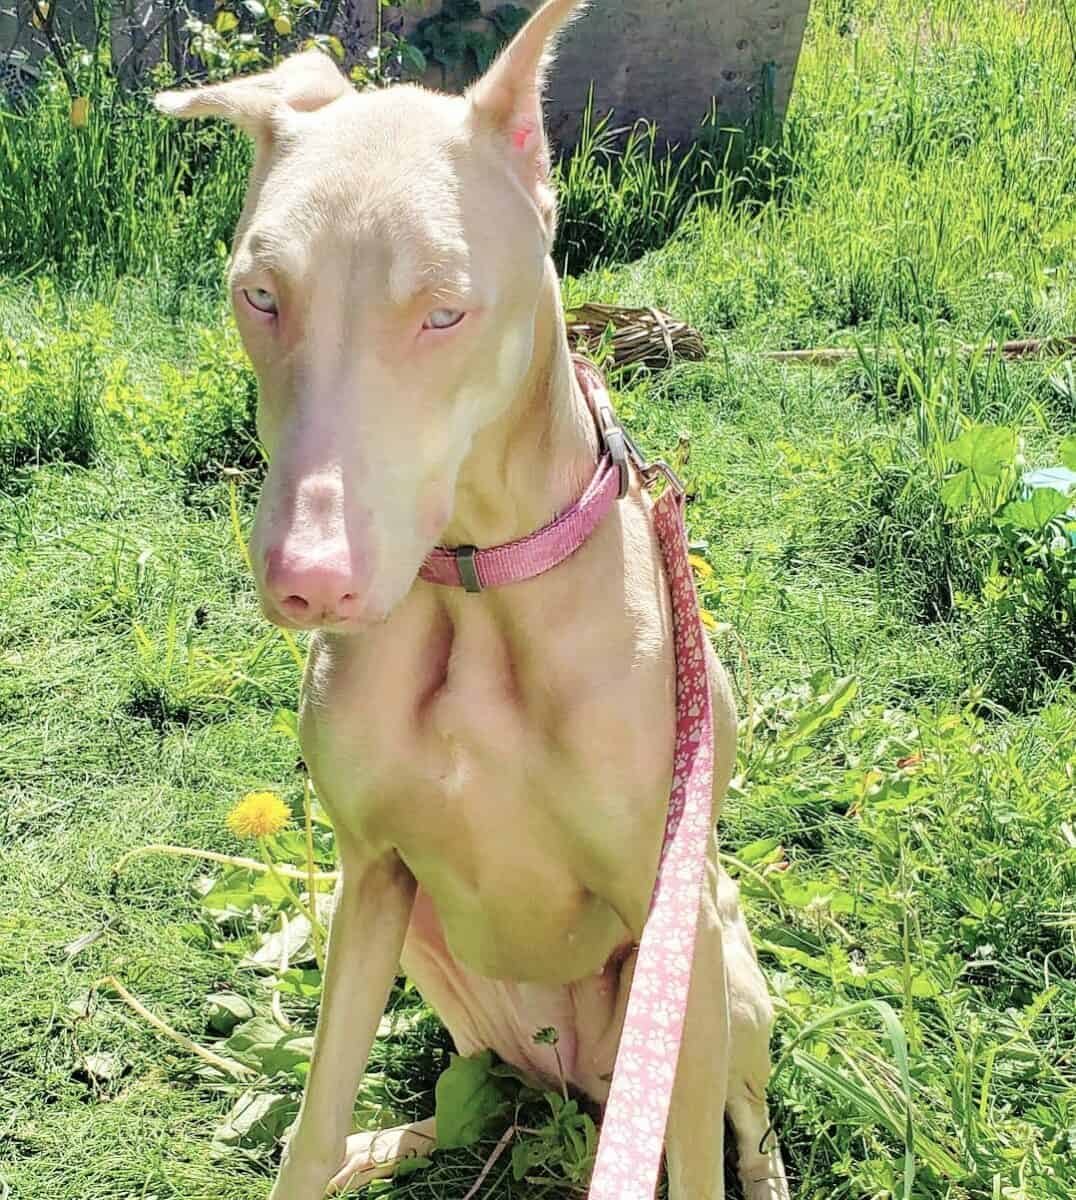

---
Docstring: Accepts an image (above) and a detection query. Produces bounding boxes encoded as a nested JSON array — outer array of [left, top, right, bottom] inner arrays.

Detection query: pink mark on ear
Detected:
[[512, 119, 537, 151]]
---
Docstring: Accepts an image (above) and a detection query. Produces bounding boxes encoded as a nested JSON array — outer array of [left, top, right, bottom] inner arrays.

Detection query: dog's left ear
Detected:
[[467, 0, 586, 241]]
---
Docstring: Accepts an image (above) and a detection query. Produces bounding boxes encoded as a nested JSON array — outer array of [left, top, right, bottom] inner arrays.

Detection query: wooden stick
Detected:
[[461, 1125, 517, 1200], [764, 334, 1076, 366]]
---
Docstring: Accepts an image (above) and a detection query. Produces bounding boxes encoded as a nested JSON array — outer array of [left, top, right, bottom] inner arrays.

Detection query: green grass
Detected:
[[3, 0, 1076, 1196]]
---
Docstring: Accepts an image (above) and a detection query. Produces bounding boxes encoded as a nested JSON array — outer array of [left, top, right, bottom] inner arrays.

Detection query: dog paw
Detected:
[[325, 1119, 436, 1195]]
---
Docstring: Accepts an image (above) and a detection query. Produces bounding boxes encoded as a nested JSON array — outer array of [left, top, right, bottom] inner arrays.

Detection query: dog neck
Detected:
[[439, 260, 601, 550]]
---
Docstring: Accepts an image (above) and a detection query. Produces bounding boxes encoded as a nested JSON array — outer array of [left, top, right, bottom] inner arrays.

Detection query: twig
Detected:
[[31, 0, 78, 97], [764, 334, 1076, 366], [92, 976, 253, 1081], [112, 843, 340, 883], [462, 1125, 517, 1200], [764, 347, 864, 366]]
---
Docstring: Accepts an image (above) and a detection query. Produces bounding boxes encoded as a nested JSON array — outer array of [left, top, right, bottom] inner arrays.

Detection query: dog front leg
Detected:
[[664, 853, 731, 1200], [269, 851, 417, 1200]]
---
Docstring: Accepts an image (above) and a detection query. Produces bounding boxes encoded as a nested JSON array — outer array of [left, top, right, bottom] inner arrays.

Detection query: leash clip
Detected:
[[597, 400, 685, 499], [620, 425, 685, 496], [584, 353, 686, 499], [596, 401, 631, 499]]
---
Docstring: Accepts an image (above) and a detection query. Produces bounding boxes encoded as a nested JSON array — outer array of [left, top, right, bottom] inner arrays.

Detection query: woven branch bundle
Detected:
[[565, 302, 707, 369]]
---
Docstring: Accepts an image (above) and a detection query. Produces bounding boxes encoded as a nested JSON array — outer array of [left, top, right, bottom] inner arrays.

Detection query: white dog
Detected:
[[156, 3, 789, 1196]]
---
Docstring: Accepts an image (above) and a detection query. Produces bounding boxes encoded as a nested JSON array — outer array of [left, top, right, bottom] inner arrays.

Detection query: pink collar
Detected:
[[419, 357, 638, 593]]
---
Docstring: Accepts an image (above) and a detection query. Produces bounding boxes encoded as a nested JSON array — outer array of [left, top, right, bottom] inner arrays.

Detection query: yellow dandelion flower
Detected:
[[227, 791, 290, 840]]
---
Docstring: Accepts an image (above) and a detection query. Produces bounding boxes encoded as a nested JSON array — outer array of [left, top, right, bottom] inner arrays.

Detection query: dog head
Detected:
[[156, 0, 585, 630]]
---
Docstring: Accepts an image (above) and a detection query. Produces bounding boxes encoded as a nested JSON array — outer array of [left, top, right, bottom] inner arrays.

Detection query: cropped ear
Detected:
[[466, 0, 586, 240], [154, 49, 350, 137]]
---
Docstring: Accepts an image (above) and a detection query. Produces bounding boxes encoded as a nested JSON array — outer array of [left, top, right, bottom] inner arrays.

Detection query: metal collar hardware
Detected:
[[453, 544, 482, 593]]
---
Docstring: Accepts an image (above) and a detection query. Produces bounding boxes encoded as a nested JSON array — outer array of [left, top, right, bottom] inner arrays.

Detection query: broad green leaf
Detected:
[[206, 991, 256, 1035], [271, 707, 299, 741], [999, 488, 1072, 531], [1061, 434, 1076, 472], [736, 836, 782, 865], [400, 42, 427, 75], [772, 876, 857, 914], [944, 425, 1015, 479], [758, 925, 844, 979], [215, 10, 239, 33], [224, 1015, 313, 1078], [275, 968, 322, 1000], [464, 30, 498, 72], [212, 1089, 298, 1151], [266, 828, 334, 867], [939, 468, 973, 511], [779, 675, 858, 749], [434, 1051, 509, 1150], [199, 867, 290, 920], [512, 1139, 535, 1180], [489, 3, 530, 37], [873, 966, 941, 998]]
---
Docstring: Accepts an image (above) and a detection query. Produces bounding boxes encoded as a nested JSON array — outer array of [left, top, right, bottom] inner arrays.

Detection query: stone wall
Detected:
[[383, 0, 812, 147], [2, 0, 811, 149]]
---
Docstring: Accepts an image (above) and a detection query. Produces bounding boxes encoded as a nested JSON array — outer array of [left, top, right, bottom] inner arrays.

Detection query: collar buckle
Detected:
[[454, 544, 482, 593]]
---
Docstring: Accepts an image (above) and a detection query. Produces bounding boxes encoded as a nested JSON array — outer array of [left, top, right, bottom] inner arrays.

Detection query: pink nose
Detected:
[[263, 549, 365, 626]]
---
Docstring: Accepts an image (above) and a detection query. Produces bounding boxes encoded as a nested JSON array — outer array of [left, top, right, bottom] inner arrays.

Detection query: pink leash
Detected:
[[419, 358, 715, 1200]]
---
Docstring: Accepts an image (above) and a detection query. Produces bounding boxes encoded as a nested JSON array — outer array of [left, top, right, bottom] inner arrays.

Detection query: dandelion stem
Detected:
[[112, 843, 339, 883], [92, 975, 253, 1081], [259, 838, 324, 953]]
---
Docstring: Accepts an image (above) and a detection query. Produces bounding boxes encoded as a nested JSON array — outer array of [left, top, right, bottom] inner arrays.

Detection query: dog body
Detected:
[[157, 5, 789, 1196]]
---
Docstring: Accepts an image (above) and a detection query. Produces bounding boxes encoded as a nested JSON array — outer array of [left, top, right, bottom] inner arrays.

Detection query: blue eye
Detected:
[[244, 287, 278, 315], [423, 308, 465, 331]]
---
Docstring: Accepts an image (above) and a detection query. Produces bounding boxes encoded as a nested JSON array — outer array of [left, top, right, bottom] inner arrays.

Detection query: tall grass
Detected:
[[0, 72, 249, 283], [553, 97, 787, 274], [0, 58, 785, 283], [4, 0, 1076, 299]]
